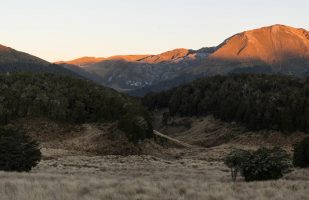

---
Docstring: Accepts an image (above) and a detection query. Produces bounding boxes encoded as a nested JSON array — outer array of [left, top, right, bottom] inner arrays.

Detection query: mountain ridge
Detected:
[[0, 44, 49, 65], [0, 44, 81, 78], [56, 48, 195, 67], [56, 24, 309, 95], [209, 24, 309, 64]]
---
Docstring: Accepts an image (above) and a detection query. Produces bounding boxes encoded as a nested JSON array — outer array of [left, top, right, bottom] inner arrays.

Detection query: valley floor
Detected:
[[0, 146, 309, 200], [1, 116, 309, 200]]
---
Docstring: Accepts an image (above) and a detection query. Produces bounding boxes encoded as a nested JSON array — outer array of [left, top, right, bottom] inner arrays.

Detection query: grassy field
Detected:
[[0, 146, 308, 200], [1, 117, 308, 200]]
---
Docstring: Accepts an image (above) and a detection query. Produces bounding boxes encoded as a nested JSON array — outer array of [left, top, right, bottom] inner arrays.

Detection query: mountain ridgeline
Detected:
[[0, 44, 80, 78], [0, 73, 153, 142], [59, 25, 309, 96], [143, 74, 309, 133], [59, 48, 215, 93], [196, 25, 309, 76]]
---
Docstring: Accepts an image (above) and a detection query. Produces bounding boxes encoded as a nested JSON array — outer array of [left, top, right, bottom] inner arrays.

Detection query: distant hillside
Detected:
[[56, 55, 151, 67], [62, 48, 214, 92], [60, 63, 107, 85], [56, 57, 105, 67], [0, 44, 80, 77], [128, 73, 204, 97], [143, 74, 309, 134]]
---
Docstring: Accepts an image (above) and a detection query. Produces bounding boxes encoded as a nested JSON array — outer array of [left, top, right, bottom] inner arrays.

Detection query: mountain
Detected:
[[0, 44, 49, 65], [135, 25, 309, 95], [210, 25, 309, 65], [60, 48, 214, 92], [56, 55, 152, 67], [0, 44, 80, 77], [60, 63, 107, 85], [192, 24, 309, 76], [86, 48, 214, 91], [62, 25, 309, 95]]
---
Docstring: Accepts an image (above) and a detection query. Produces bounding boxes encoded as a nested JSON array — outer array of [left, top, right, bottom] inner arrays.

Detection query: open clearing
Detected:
[[1, 117, 308, 200], [0, 145, 308, 200]]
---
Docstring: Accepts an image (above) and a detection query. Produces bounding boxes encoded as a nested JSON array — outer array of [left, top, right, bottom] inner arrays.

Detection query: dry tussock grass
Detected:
[[2, 118, 308, 200], [0, 147, 308, 200], [0, 170, 308, 200]]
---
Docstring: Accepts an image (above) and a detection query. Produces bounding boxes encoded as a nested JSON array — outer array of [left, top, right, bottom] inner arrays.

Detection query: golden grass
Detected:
[[3, 118, 309, 200], [0, 147, 308, 200], [0, 170, 308, 200]]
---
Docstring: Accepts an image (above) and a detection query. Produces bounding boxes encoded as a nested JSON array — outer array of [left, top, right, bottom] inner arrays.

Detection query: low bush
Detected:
[[118, 114, 153, 143], [293, 137, 309, 168], [224, 147, 291, 182], [0, 127, 41, 172], [224, 149, 251, 181]]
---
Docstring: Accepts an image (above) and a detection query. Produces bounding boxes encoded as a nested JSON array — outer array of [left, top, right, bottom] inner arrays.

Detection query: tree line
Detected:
[[0, 73, 153, 141], [143, 74, 309, 133]]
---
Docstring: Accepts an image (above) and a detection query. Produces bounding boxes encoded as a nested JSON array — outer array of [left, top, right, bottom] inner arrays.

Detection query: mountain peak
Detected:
[[209, 24, 309, 64]]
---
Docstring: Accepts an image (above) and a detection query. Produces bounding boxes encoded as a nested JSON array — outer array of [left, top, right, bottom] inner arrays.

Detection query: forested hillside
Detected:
[[0, 73, 153, 141], [143, 74, 309, 133]]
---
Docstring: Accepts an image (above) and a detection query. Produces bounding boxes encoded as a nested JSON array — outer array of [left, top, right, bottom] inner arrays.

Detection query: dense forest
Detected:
[[143, 74, 309, 133], [0, 73, 153, 141]]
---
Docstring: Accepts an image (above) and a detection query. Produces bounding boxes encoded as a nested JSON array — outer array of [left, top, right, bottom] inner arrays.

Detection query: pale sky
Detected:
[[0, 0, 308, 62]]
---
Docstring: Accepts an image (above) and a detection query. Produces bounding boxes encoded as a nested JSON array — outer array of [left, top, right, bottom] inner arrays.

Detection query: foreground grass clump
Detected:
[[293, 137, 309, 168], [0, 127, 41, 172], [225, 147, 291, 182], [0, 73, 153, 142]]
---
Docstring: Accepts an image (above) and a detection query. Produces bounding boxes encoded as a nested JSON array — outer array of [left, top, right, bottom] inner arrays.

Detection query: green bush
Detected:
[[243, 147, 291, 182], [224, 147, 291, 182], [293, 137, 309, 168], [0, 127, 41, 172], [118, 114, 153, 143], [224, 149, 251, 181]]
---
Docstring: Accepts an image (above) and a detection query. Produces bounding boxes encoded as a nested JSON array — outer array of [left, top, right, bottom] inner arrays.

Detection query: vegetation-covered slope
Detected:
[[143, 74, 309, 133], [0, 73, 153, 141], [0, 44, 80, 77]]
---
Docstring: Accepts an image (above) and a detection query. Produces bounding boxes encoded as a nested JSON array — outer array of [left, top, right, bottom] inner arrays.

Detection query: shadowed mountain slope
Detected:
[[0, 44, 80, 77]]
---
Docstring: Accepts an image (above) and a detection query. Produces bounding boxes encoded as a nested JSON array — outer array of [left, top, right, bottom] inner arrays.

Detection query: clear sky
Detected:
[[0, 0, 308, 62]]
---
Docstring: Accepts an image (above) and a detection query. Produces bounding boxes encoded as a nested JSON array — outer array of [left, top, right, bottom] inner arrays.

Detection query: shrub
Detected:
[[118, 114, 153, 143], [0, 127, 41, 172], [243, 147, 291, 182], [293, 137, 309, 168], [224, 149, 251, 181], [224, 147, 291, 182]]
